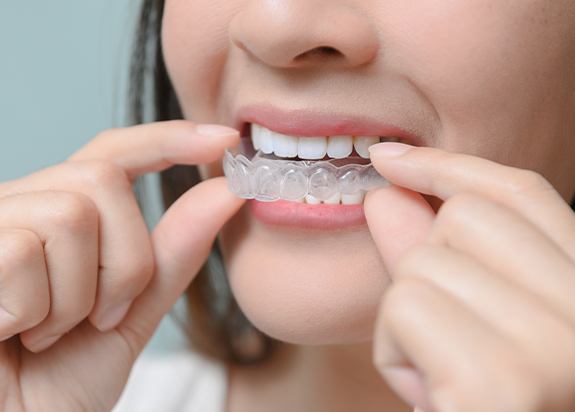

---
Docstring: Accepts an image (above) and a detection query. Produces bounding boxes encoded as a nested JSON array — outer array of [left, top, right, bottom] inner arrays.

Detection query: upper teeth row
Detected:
[[251, 123, 400, 160]]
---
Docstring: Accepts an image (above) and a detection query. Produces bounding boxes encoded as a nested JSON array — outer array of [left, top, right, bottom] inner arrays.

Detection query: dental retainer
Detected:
[[223, 138, 389, 202]]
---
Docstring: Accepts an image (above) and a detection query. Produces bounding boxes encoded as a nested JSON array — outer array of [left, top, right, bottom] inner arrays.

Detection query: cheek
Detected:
[[162, 0, 235, 121], [219, 206, 390, 345], [381, 0, 575, 166]]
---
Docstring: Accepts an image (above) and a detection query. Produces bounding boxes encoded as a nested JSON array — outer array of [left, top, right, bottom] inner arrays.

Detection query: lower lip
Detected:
[[249, 199, 367, 230]]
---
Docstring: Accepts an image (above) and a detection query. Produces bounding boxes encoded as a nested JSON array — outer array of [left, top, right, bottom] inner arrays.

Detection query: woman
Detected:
[[1, 0, 575, 411]]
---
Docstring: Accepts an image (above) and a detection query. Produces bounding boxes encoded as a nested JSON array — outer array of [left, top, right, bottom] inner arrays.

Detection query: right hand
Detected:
[[0, 120, 244, 412]]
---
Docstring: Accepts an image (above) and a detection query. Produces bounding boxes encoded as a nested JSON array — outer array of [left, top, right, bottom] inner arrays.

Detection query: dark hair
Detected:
[[129, 0, 278, 365]]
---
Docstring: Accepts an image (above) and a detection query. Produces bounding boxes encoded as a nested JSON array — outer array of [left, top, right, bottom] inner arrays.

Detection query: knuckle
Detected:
[[45, 297, 95, 332], [0, 229, 43, 272], [73, 159, 130, 190], [44, 191, 99, 232], [31, 300, 51, 326], [437, 193, 477, 223], [22, 296, 51, 329], [505, 169, 554, 195], [114, 253, 155, 292], [432, 194, 480, 237]]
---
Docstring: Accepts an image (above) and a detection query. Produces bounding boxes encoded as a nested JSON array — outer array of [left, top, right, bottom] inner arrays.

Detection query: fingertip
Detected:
[[195, 124, 241, 139], [364, 185, 435, 271], [369, 142, 415, 158]]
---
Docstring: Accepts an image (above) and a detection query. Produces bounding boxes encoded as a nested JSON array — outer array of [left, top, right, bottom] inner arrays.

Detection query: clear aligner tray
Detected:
[[223, 138, 389, 202]]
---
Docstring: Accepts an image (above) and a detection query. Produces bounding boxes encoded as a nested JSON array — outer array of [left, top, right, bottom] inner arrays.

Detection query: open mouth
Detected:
[[225, 122, 404, 205], [247, 122, 402, 161]]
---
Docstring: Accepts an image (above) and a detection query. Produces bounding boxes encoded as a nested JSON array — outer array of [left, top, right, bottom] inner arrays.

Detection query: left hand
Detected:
[[364, 142, 575, 412]]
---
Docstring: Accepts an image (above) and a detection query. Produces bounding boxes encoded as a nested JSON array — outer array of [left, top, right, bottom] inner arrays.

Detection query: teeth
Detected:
[[354, 136, 380, 158], [327, 135, 353, 159], [323, 192, 341, 204], [251, 123, 263, 150], [304, 194, 321, 204], [341, 191, 365, 205], [251, 123, 398, 160], [273, 132, 298, 157], [298, 136, 327, 159], [291, 191, 365, 205], [257, 124, 275, 154]]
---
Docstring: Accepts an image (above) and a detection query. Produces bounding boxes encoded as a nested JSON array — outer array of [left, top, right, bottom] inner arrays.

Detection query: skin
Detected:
[[0, 1, 574, 412]]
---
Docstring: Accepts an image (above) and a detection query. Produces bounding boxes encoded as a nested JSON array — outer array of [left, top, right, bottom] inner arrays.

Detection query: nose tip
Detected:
[[229, 2, 380, 69]]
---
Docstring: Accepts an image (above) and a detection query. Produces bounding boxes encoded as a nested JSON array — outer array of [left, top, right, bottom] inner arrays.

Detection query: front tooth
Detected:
[[341, 191, 365, 205], [304, 194, 321, 204], [327, 136, 353, 159], [251, 123, 262, 150], [259, 126, 274, 154], [354, 136, 379, 158], [273, 132, 298, 158], [298, 137, 327, 159], [323, 192, 341, 204]]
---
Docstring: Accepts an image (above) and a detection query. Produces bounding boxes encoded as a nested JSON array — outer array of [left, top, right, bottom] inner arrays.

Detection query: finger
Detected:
[[364, 184, 435, 271], [0, 121, 240, 331], [369, 143, 575, 260], [394, 243, 574, 352], [0, 162, 152, 332], [0, 228, 50, 342], [427, 194, 575, 325], [68, 120, 240, 180], [374, 277, 511, 412], [116, 177, 245, 354], [0, 192, 99, 352]]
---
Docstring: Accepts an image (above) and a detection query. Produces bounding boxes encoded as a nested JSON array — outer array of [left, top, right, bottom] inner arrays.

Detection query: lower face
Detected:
[[162, 0, 575, 345]]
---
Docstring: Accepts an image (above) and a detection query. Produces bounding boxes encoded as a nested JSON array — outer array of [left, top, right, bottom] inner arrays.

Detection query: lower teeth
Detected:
[[298, 191, 365, 205]]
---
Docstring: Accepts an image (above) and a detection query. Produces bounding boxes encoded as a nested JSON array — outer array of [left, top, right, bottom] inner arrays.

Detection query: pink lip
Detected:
[[250, 200, 367, 230], [232, 104, 420, 230], [233, 104, 423, 145]]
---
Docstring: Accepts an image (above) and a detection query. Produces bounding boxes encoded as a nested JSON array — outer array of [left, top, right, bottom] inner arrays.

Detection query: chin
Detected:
[[219, 205, 391, 345]]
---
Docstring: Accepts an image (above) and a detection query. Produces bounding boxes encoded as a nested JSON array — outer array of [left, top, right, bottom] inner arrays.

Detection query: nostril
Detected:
[[295, 46, 343, 61]]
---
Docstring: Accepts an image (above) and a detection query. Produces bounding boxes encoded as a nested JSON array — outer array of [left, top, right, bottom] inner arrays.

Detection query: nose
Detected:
[[229, 1, 380, 69]]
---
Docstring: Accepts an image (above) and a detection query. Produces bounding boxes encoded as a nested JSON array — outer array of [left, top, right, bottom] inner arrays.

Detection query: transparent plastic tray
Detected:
[[222, 138, 389, 202]]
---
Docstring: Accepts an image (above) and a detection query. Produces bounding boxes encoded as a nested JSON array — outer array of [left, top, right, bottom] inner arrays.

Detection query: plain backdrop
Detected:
[[0, 1, 134, 181], [0, 1, 188, 352]]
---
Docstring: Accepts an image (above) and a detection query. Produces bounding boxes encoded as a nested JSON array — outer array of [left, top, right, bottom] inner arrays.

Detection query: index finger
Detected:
[[368, 142, 575, 260], [68, 120, 240, 180]]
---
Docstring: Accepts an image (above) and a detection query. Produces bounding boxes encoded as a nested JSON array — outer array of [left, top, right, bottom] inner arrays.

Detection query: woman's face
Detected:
[[162, 0, 575, 344]]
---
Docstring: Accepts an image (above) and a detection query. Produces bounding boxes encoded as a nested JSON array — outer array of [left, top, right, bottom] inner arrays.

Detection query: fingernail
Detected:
[[96, 301, 132, 332], [196, 124, 239, 137], [369, 142, 414, 158], [27, 334, 62, 352]]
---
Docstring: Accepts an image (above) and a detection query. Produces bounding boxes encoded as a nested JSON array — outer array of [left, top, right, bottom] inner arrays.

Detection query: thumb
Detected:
[[365, 185, 436, 411], [364, 184, 435, 274], [117, 176, 245, 351]]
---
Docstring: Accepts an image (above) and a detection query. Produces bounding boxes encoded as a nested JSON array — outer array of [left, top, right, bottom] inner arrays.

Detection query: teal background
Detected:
[[1, 2, 134, 180], [0, 1, 186, 352]]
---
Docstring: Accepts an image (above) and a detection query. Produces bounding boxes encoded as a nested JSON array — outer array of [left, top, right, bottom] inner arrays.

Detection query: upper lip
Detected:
[[233, 104, 424, 146]]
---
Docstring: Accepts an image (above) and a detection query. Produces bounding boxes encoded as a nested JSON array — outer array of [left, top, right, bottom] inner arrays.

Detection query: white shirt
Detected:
[[112, 350, 228, 412]]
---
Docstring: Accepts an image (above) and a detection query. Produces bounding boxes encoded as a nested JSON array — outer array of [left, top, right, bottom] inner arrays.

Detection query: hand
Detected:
[[0, 121, 244, 411], [364, 142, 575, 412]]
